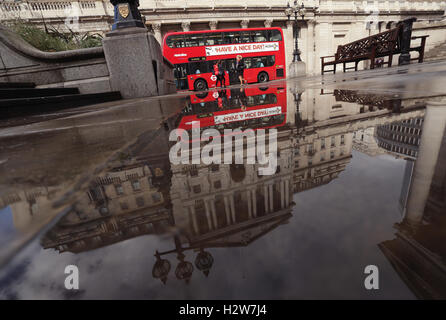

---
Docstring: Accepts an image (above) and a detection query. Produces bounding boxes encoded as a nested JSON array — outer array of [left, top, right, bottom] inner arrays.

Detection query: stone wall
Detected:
[[0, 24, 111, 93], [0, 24, 176, 96]]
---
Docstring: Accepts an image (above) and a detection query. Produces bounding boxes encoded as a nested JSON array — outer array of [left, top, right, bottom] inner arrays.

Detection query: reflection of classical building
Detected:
[[293, 125, 352, 192], [6, 85, 438, 286], [376, 117, 424, 160], [380, 100, 446, 299], [352, 127, 385, 157], [170, 126, 295, 244], [41, 160, 172, 253]]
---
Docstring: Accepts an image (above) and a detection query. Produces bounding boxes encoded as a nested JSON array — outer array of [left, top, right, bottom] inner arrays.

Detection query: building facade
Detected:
[[1, 0, 446, 74]]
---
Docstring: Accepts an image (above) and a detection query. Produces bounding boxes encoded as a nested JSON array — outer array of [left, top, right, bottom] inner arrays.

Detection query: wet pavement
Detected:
[[1, 61, 446, 299]]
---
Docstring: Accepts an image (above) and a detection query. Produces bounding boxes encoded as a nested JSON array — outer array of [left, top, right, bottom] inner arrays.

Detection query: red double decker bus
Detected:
[[163, 28, 286, 91], [177, 85, 287, 141]]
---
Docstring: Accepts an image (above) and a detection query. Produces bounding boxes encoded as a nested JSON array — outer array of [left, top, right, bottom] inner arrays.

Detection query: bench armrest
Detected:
[[321, 55, 336, 64], [412, 35, 429, 40]]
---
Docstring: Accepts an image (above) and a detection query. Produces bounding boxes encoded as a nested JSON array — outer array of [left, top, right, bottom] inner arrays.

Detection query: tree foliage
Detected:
[[8, 20, 103, 52]]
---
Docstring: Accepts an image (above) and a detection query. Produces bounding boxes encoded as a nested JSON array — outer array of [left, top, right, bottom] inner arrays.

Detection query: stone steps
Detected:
[[0, 82, 36, 89], [0, 87, 80, 99], [0, 82, 122, 119]]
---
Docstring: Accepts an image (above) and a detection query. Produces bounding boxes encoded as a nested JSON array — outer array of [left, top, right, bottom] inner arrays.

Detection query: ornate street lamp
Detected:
[[152, 251, 171, 284], [175, 252, 194, 284], [285, 1, 307, 62], [194, 249, 214, 277]]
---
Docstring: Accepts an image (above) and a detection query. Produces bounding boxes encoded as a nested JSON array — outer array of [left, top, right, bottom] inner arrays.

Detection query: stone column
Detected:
[[264, 19, 273, 28], [263, 184, 269, 213], [189, 205, 199, 235], [204, 200, 213, 230], [280, 180, 285, 209], [224, 196, 231, 224], [247, 189, 253, 218], [252, 189, 257, 217], [285, 21, 294, 75], [230, 194, 236, 223], [152, 22, 162, 45], [269, 184, 274, 213], [306, 19, 315, 75], [241, 19, 249, 29], [405, 100, 446, 225], [182, 21, 191, 32], [285, 179, 290, 207], [209, 20, 218, 30], [315, 22, 332, 74], [210, 199, 218, 229]]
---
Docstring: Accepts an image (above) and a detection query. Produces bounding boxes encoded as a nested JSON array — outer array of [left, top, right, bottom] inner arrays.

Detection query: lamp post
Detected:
[[151, 236, 215, 284], [110, 0, 145, 30], [285, 1, 306, 62], [285, 1, 307, 77]]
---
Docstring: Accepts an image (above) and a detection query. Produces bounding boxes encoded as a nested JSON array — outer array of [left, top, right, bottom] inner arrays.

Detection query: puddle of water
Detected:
[[1, 65, 446, 299]]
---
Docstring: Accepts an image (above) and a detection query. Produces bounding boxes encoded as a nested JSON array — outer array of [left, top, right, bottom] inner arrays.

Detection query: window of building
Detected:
[[152, 193, 161, 203], [193, 185, 201, 194], [136, 196, 145, 207], [115, 184, 124, 195], [132, 180, 141, 191], [331, 136, 336, 147], [120, 202, 129, 210], [214, 180, 222, 189], [99, 206, 109, 216]]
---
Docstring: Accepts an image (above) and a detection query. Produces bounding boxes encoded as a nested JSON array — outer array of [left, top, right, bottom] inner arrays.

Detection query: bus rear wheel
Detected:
[[194, 79, 208, 91], [257, 72, 269, 83]]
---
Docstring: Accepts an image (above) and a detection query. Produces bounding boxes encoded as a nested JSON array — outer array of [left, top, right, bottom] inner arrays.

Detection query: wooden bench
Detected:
[[321, 18, 428, 75]]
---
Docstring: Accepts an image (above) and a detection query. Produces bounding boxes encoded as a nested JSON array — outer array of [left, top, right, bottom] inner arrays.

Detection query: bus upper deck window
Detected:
[[269, 30, 282, 41], [168, 35, 186, 48], [206, 32, 223, 46], [223, 32, 241, 44], [240, 31, 251, 43], [252, 30, 268, 42]]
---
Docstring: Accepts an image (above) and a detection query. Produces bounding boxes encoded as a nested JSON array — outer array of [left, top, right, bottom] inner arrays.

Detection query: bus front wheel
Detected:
[[194, 79, 208, 91], [257, 72, 269, 83]]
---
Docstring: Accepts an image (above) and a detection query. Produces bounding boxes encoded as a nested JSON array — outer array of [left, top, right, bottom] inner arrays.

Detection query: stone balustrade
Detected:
[[1, 0, 445, 22], [0, 1, 114, 21]]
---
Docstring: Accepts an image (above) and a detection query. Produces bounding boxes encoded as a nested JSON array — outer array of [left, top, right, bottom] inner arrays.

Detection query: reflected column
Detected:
[[264, 184, 269, 213], [230, 194, 236, 223], [210, 199, 218, 229], [269, 183, 274, 213], [280, 180, 285, 209], [247, 189, 253, 218], [204, 200, 214, 231], [224, 196, 231, 225], [251, 189, 257, 217], [405, 100, 446, 225], [285, 179, 290, 207], [189, 205, 199, 235]]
